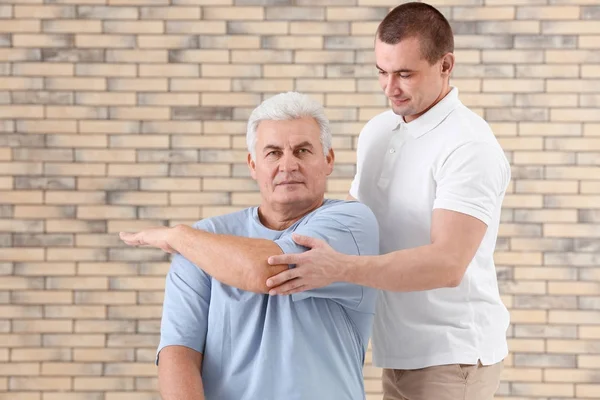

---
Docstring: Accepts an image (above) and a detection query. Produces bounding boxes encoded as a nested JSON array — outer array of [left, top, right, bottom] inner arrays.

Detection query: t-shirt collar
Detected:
[[392, 87, 461, 138]]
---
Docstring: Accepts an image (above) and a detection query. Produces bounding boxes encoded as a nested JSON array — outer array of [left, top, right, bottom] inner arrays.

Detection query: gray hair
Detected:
[[246, 92, 332, 161]]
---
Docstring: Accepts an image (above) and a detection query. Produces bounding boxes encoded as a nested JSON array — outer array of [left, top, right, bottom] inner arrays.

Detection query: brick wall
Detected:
[[0, 0, 599, 399]]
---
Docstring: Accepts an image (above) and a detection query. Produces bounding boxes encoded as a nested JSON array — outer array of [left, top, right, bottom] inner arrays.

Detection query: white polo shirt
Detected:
[[350, 87, 510, 370]]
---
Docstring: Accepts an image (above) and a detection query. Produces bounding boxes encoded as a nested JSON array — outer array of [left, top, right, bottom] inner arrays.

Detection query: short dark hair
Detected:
[[377, 2, 454, 65]]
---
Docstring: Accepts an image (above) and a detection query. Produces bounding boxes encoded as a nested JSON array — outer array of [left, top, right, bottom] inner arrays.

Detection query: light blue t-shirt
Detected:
[[157, 199, 380, 400]]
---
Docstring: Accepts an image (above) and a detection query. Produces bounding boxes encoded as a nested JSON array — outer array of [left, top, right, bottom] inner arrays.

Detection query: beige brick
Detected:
[[13, 62, 74, 77], [104, 363, 156, 377], [517, 6, 580, 20], [75, 63, 136, 77], [199, 35, 259, 49], [0, 162, 42, 176], [0, 363, 40, 376], [227, 21, 287, 35], [502, 194, 543, 208], [106, 50, 168, 63], [0, 190, 43, 204], [580, 37, 600, 51], [477, 20, 540, 34], [482, 49, 543, 64], [263, 35, 324, 50], [519, 122, 581, 136], [73, 348, 134, 362], [48, 77, 107, 92], [140, 6, 199, 19], [550, 310, 600, 325], [517, 93, 577, 107], [0, 249, 44, 262], [109, 106, 170, 120], [44, 306, 106, 319], [548, 79, 600, 93], [11, 291, 72, 305], [14, 5, 76, 18], [0, 276, 44, 290], [546, 50, 600, 64], [169, 49, 228, 64], [513, 151, 575, 165], [0, 20, 41, 33], [516, 180, 578, 194], [12, 320, 73, 333], [76, 92, 136, 106], [0, 105, 44, 119], [13, 263, 75, 276], [9, 377, 71, 391], [75, 150, 136, 163], [139, 178, 201, 192], [73, 377, 134, 391], [547, 340, 600, 355], [103, 21, 164, 34], [108, 78, 169, 92], [41, 362, 102, 376], [108, 277, 165, 290], [44, 163, 106, 176], [110, 135, 169, 149], [577, 384, 600, 398], [0, 77, 43, 90], [42, 394, 105, 400], [201, 93, 261, 107], [139, 63, 199, 78], [11, 348, 72, 362], [549, 282, 600, 296], [579, 355, 600, 369], [75, 291, 135, 305], [108, 0, 169, 4], [290, 21, 349, 35], [580, 327, 600, 339], [74, 34, 134, 48], [78, 5, 138, 19], [172, 135, 230, 149], [76, 205, 136, 220], [108, 163, 168, 177], [543, 21, 600, 34], [43, 20, 102, 33], [16, 119, 77, 133], [107, 191, 168, 206], [46, 135, 108, 149], [545, 166, 600, 180], [545, 196, 600, 209], [47, 248, 107, 262], [512, 383, 574, 397], [495, 251, 543, 266], [482, 79, 544, 93], [46, 220, 106, 233], [204, 6, 262, 19], [138, 206, 200, 219], [585, 123, 600, 136]]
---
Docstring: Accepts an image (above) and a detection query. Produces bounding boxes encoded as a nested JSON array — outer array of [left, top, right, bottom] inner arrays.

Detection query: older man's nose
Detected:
[[279, 153, 299, 171]]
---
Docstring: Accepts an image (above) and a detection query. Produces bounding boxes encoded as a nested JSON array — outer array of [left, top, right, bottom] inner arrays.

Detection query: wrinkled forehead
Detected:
[[255, 118, 321, 147]]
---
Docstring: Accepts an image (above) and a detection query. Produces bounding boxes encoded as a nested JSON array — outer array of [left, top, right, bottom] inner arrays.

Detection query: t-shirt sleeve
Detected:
[[156, 253, 212, 365], [433, 142, 511, 226], [274, 201, 379, 312]]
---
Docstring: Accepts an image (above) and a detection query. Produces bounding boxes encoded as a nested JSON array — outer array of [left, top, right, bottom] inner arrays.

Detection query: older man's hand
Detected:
[[119, 227, 178, 254], [266, 234, 347, 295]]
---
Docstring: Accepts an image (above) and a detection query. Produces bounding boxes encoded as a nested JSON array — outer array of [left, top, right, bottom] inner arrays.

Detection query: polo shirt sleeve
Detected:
[[156, 253, 212, 365], [433, 141, 511, 226], [274, 202, 379, 313]]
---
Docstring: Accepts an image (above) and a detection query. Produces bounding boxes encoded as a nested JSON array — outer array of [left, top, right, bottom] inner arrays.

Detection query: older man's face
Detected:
[[248, 117, 334, 212]]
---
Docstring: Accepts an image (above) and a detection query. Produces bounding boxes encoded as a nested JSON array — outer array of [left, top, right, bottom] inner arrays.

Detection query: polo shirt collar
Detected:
[[394, 87, 461, 138]]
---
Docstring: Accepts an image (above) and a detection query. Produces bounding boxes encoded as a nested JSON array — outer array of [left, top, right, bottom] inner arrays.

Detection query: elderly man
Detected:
[[120, 92, 379, 400]]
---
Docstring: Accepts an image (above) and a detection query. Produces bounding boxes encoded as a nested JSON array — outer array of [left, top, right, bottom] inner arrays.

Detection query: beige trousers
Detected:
[[382, 361, 503, 400]]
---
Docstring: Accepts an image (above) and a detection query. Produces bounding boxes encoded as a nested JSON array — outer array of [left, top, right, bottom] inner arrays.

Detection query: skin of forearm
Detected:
[[346, 243, 467, 292], [168, 224, 288, 294], [158, 351, 205, 400]]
